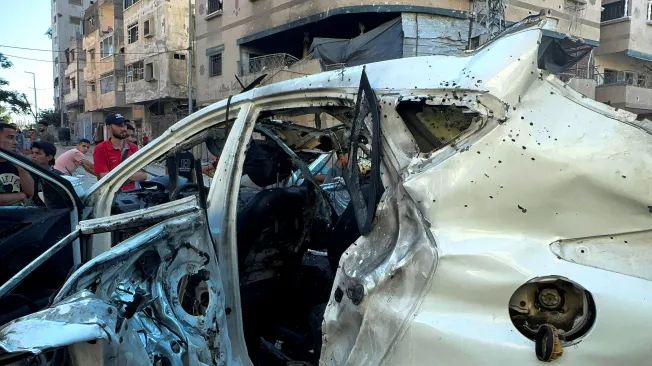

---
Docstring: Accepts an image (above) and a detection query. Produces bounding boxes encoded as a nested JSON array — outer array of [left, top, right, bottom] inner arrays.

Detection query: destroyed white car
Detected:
[[1, 15, 651, 365]]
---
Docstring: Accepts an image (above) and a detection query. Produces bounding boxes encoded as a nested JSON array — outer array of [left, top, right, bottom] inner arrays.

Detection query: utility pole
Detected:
[[60, 80, 65, 128], [187, 0, 193, 115], [24, 71, 37, 123]]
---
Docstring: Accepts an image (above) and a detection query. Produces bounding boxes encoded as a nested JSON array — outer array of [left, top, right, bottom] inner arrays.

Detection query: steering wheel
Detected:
[[138, 181, 167, 191], [170, 183, 202, 200]]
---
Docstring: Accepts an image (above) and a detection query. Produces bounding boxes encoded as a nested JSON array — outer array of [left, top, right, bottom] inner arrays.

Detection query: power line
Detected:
[[3, 53, 113, 64], [0, 44, 190, 56], [3, 50, 191, 65], [14, 87, 56, 92]]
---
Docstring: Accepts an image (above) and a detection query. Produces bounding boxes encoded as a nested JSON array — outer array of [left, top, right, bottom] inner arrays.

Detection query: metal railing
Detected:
[[599, 70, 652, 89], [558, 66, 652, 89], [208, 0, 222, 14], [237, 53, 299, 77], [601, 0, 626, 22], [324, 63, 347, 71], [557, 66, 599, 83]]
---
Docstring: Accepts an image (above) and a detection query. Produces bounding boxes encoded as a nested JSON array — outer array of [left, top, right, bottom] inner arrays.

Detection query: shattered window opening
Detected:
[[397, 102, 477, 154]]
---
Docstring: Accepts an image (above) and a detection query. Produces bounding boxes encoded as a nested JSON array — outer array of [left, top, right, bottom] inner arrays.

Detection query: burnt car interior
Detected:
[[234, 73, 384, 365], [0, 150, 81, 327]]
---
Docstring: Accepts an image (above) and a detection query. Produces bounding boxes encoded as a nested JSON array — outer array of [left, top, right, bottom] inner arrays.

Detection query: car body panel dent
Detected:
[[321, 25, 652, 364]]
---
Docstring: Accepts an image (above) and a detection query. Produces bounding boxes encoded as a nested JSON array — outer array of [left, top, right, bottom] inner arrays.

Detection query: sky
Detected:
[[0, 0, 55, 126]]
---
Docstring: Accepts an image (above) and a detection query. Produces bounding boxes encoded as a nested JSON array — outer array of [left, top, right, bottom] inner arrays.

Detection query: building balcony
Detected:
[[84, 84, 126, 112], [236, 53, 300, 86], [596, 0, 632, 56], [558, 66, 598, 99], [64, 88, 85, 107], [595, 70, 652, 114]]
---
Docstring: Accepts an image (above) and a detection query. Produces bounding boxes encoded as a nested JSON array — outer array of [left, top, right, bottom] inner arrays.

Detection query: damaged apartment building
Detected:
[[588, 0, 652, 118], [50, 0, 93, 136], [80, 0, 192, 141], [193, 0, 602, 108]]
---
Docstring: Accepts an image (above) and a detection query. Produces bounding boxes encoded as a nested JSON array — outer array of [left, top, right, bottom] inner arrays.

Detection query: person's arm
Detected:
[[128, 171, 148, 182], [81, 160, 96, 176], [15, 165, 34, 197], [0, 192, 27, 206], [202, 165, 215, 178]]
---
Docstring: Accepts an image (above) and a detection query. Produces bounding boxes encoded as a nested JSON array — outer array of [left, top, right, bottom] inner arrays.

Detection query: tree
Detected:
[[0, 53, 32, 117], [38, 108, 67, 128]]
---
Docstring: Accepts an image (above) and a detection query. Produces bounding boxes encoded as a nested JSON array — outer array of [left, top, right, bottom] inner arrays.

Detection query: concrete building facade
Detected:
[[63, 38, 90, 140], [51, 0, 93, 114], [122, 0, 193, 139], [193, 0, 602, 107], [81, 0, 134, 141], [591, 0, 652, 116]]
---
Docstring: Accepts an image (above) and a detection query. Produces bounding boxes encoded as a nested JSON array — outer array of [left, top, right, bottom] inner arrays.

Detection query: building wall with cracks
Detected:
[[123, 0, 191, 105], [121, 0, 193, 141]]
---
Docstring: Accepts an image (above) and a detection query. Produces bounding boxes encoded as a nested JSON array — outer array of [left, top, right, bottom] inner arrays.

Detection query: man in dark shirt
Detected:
[[0, 123, 34, 206], [176, 150, 195, 181], [37, 121, 56, 143]]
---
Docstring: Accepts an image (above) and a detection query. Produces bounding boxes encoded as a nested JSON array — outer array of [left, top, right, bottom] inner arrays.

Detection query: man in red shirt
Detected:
[[93, 114, 147, 190]]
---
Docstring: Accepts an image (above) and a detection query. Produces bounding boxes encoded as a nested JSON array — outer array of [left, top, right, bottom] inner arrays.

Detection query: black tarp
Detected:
[[538, 36, 592, 74], [309, 17, 403, 67]]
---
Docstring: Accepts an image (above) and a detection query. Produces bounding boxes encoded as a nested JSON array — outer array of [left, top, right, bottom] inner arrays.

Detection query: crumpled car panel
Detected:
[[321, 22, 652, 366], [0, 212, 239, 366]]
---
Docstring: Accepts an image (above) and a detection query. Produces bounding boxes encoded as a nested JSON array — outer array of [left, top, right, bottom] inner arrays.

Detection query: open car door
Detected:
[[0, 107, 251, 365], [0, 148, 82, 328]]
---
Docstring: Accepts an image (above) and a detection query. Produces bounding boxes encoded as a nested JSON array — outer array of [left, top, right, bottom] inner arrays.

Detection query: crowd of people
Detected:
[[1, 113, 351, 207]]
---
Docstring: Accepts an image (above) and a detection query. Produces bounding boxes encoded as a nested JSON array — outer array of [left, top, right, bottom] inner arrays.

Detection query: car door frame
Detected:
[[0, 148, 82, 264], [0, 148, 83, 300]]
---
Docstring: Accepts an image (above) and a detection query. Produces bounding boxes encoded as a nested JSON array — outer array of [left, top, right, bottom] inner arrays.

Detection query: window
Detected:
[[127, 22, 138, 44], [90, 83, 96, 93], [145, 62, 155, 81], [89, 48, 95, 60], [126, 61, 145, 82], [601, 0, 627, 22], [71, 77, 76, 89], [143, 20, 152, 37], [173, 53, 186, 60], [100, 36, 113, 58], [208, 0, 223, 15], [638, 74, 647, 87], [86, 16, 94, 28], [397, 101, 475, 154], [70, 16, 81, 25], [69, 0, 82, 5], [604, 69, 618, 84], [648, 0, 652, 22], [70, 50, 75, 61], [54, 15, 57, 24], [100, 72, 114, 94], [124, 0, 141, 9], [209, 54, 222, 77]]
